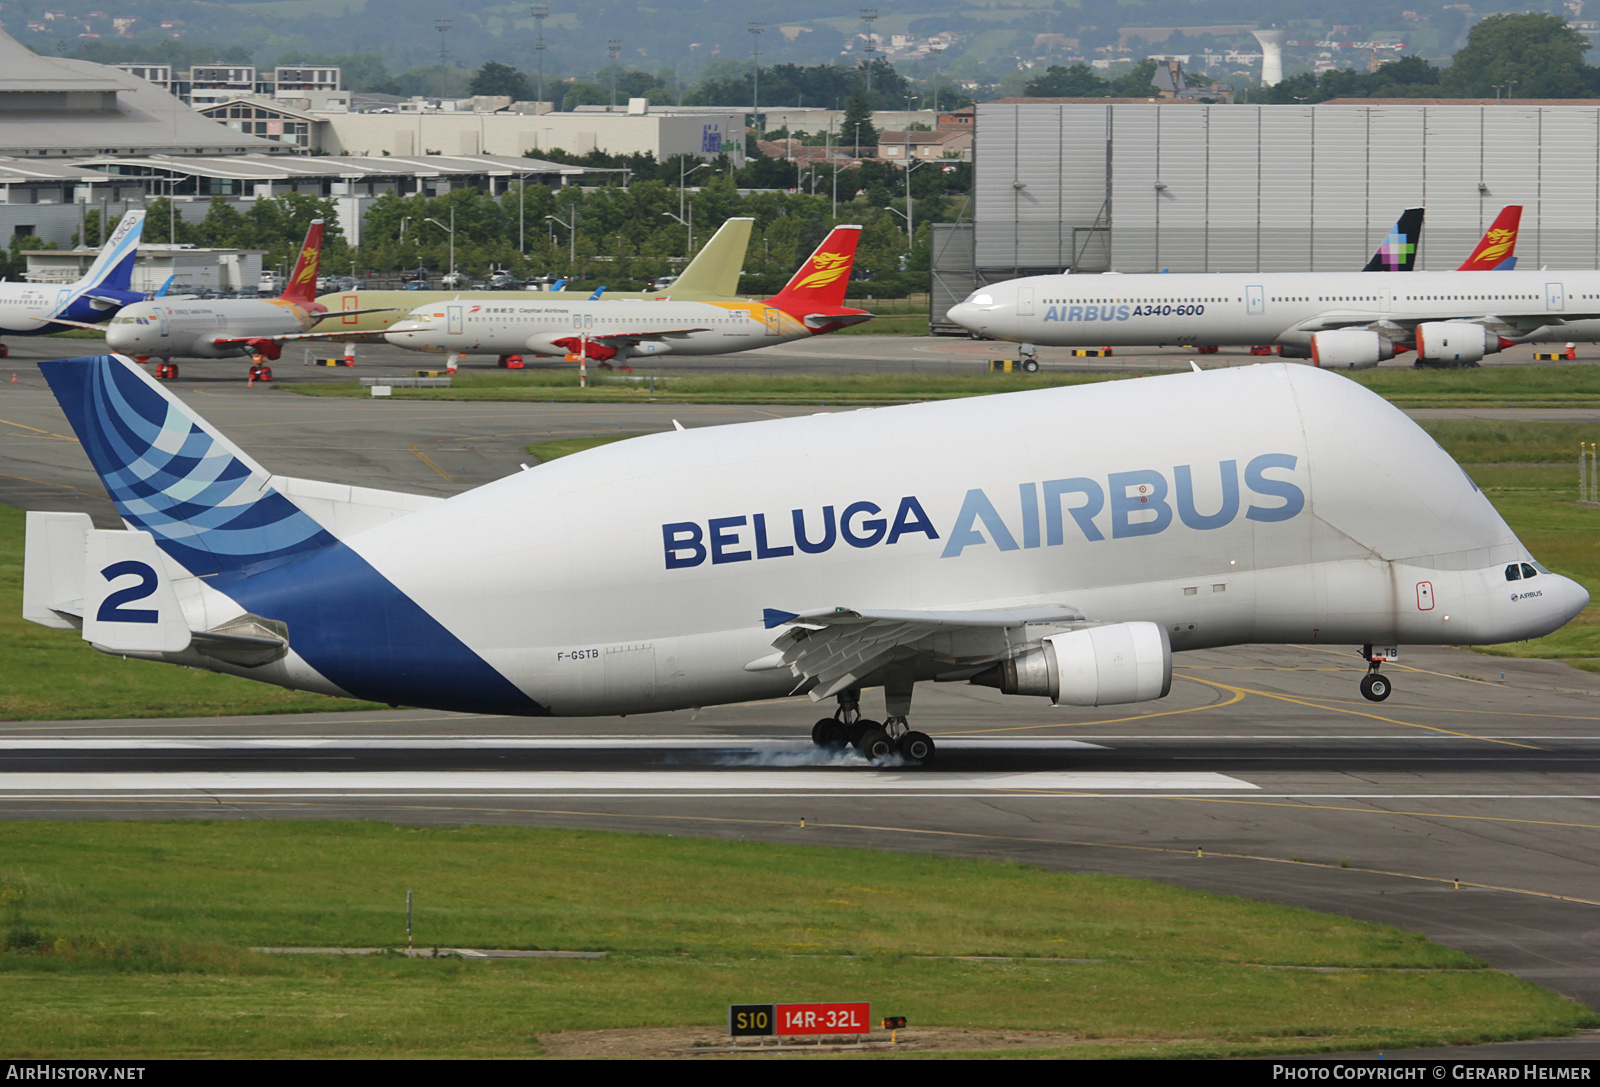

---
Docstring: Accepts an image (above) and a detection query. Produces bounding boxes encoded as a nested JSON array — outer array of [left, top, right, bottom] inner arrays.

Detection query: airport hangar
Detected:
[[932, 97, 1600, 329]]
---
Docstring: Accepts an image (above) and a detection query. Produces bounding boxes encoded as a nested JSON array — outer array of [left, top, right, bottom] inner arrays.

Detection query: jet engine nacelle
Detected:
[[629, 342, 673, 356], [1310, 329, 1395, 370], [969, 621, 1172, 706], [1415, 322, 1499, 365]]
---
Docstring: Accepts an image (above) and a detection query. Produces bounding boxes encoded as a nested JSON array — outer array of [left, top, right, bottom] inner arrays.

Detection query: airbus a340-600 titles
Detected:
[[0, 210, 146, 352], [99, 220, 383, 377], [24, 352, 1586, 763], [382, 226, 872, 365]]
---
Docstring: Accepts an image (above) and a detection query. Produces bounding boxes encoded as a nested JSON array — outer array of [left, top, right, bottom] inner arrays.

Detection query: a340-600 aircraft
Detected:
[[23, 355, 1587, 763], [945, 217, 1585, 370], [382, 226, 871, 365]]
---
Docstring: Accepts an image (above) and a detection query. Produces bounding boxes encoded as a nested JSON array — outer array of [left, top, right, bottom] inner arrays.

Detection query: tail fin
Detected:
[[1362, 208, 1422, 271], [765, 225, 862, 310], [76, 210, 146, 292], [1457, 206, 1522, 271], [279, 219, 325, 305], [672, 217, 753, 297], [38, 354, 336, 578]]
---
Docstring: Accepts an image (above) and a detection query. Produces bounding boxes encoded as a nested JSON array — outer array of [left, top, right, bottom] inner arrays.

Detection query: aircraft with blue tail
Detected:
[[0, 210, 145, 350], [21, 352, 1589, 762]]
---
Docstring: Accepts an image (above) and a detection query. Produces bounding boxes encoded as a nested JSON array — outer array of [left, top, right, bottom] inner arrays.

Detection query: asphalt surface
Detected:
[[4, 332, 1600, 1059]]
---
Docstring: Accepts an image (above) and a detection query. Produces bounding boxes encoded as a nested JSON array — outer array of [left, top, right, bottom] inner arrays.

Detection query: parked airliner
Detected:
[[947, 264, 1600, 368], [382, 226, 871, 365], [24, 355, 1586, 762], [99, 220, 380, 373], [0, 210, 145, 350]]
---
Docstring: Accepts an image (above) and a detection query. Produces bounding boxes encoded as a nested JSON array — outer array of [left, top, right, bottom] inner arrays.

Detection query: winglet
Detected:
[[1457, 206, 1522, 272], [763, 607, 799, 629], [280, 220, 325, 306]]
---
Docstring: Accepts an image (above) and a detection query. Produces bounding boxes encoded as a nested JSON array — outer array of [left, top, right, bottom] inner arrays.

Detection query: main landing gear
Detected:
[[1359, 644, 1397, 702], [810, 686, 935, 764]]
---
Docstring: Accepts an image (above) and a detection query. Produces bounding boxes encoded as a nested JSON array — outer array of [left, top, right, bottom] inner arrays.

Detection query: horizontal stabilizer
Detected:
[[23, 511, 93, 630]]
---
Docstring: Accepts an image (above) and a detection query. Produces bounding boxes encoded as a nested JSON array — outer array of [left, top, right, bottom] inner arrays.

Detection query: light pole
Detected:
[[749, 22, 763, 137], [532, 5, 548, 110], [607, 40, 621, 111], [680, 159, 710, 233], [546, 208, 576, 263], [860, 8, 878, 94], [662, 208, 693, 259], [423, 208, 455, 279], [434, 20, 452, 104]]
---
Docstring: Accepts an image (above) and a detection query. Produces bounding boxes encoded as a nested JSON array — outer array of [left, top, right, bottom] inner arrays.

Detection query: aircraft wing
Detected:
[[209, 329, 375, 348], [755, 603, 1084, 700], [803, 312, 874, 330], [41, 319, 111, 331], [308, 307, 397, 324], [584, 326, 711, 341]]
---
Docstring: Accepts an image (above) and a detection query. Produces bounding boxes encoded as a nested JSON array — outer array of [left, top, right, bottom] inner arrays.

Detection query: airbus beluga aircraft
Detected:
[[24, 355, 1586, 763], [382, 226, 871, 365]]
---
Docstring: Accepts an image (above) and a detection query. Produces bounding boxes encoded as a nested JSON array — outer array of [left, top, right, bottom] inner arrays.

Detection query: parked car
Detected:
[[400, 267, 431, 283], [440, 271, 467, 288], [401, 281, 430, 290], [648, 275, 678, 290], [486, 272, 520, 291]]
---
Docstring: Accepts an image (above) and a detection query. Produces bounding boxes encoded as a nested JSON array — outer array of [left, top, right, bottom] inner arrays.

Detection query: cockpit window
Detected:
[[1521, 562, 1539, 579], [964, 292, 994, 306], [1505, 564, 1522, 581]]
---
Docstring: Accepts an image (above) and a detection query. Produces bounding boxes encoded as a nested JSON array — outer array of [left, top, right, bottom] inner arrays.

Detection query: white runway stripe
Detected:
[[0, 737, 1110, 751], [0, 770, 1253, 792]]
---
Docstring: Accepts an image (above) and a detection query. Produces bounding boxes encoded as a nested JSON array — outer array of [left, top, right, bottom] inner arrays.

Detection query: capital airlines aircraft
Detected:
[[24, 355, 1587, 762], [383, 226, 871, 364], [96, 220, 380, 372], [0, 210, 146, 349], [314, 216, 758, 338], [947, 217, 1581, 370]]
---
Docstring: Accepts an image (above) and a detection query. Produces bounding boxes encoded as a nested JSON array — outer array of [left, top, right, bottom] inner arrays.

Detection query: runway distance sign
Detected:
[[727, 1002, 871, 1037]]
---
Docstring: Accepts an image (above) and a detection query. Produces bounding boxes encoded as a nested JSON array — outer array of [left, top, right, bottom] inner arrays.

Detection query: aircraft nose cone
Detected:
[[1548, 574, 1590, 629], [946, 302, 978, 330]]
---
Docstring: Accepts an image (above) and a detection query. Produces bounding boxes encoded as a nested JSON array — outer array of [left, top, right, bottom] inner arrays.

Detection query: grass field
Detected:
[[0, 505, 384, 721], [286, 362, 1600, 407], [1, 822, 1590, 1059]]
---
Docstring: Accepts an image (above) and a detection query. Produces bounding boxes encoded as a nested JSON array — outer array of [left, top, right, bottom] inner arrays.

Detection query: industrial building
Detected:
[[933, 98, 1600, 328]]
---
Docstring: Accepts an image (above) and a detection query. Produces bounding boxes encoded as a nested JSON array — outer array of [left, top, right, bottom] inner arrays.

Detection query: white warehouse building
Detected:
[[962, 99, 1600, 274]]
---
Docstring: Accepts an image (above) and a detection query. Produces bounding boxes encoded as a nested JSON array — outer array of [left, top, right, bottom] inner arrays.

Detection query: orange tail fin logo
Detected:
[[792, 251, 852, 292], [1457, 207, 1521, 271]]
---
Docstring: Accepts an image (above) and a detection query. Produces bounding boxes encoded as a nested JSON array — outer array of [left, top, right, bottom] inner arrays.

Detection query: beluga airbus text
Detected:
[[23, 356, 1586, 762]]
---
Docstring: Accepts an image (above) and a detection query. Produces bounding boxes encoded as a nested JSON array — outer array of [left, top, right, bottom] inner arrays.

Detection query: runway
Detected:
[[4, 333, 1600, 1043]]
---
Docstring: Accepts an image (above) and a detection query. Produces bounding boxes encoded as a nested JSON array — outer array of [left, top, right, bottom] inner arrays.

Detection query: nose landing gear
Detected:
[[1359, 644, 1397, 702]]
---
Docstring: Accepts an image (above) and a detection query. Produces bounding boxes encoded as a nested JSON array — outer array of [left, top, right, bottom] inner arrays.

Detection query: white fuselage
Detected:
[[171, 364, 1586, 716], [383, 298, 814, 358], [105, 298, 314, 359], [0, 284, 78, 334], [946, 269, 1600, 348]]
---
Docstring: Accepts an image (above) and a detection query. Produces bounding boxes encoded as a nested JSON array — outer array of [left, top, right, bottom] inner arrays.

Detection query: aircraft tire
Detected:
[[1022, 359, 1040, 373], [899, 731, 935, 763], [813, 720, 849, 748], [856, 726, 894, 761], [1360, 674, 1391, 702]]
